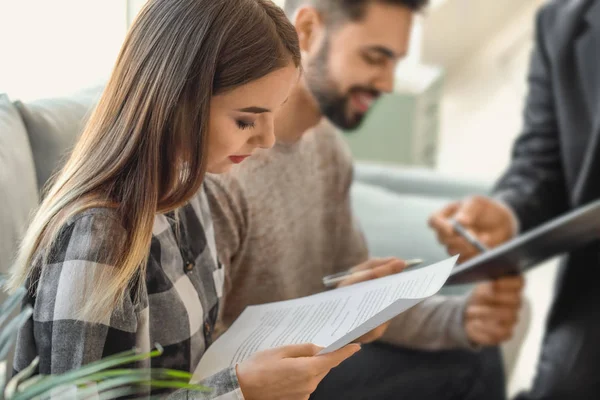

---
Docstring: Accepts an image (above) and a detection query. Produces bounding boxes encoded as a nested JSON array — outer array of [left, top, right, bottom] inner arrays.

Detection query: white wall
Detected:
[[420, 0, 534, 75], [126, 0, 287, 26], [435, 0, 537, 180], [126, 0, 148, 25], [0, 0, 127, 101]]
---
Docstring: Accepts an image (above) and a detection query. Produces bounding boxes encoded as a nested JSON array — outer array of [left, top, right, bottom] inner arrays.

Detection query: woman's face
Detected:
[[206, 63, 299, 173]]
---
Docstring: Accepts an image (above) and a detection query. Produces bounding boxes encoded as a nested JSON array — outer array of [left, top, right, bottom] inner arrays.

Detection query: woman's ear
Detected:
[[293, 7, 325, 54]]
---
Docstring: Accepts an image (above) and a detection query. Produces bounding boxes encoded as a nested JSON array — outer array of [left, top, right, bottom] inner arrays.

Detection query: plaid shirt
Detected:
[[14, 188, 244, 399]]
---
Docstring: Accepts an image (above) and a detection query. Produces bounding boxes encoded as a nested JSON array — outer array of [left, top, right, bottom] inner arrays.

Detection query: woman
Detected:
[[8, 0, 359, 398]]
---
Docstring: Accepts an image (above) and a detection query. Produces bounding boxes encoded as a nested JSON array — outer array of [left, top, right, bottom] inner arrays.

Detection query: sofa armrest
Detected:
[[354, 162, 491, 199]]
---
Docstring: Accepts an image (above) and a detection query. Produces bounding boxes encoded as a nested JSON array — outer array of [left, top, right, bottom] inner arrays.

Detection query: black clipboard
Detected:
[[446, 199, 600, 285]]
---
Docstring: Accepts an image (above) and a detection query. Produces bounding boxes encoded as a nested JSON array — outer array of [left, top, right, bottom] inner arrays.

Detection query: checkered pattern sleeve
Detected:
[[14, 205, 244, 399], [13, 211, 139, 376]]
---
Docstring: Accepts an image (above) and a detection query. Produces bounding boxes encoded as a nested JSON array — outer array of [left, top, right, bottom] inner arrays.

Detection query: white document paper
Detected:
[[193, 256, 457, 381]]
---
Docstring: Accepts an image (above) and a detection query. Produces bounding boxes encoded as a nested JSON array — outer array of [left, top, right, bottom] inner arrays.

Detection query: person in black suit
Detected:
[[430, 0, 600, 398]]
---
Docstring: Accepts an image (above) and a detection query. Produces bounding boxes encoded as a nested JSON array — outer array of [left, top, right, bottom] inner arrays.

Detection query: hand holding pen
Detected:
[[323, 258, 423, 288], [448, 218, 488, 253], [429, 196, 516, 262]]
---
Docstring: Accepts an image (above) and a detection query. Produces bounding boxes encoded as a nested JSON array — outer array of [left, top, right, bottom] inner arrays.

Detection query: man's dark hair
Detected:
[[284, 0, 428, 23]]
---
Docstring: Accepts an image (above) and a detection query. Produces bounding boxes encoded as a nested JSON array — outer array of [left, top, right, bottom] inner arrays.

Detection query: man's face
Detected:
[[303, 2, 413, 130]]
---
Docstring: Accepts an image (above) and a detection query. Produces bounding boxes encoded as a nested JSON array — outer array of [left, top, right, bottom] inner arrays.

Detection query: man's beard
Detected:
[[305, 38, 380, 131]]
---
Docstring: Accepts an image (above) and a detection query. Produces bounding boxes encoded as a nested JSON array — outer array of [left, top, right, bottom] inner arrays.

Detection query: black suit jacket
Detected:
[[494, 0, 600, 395]]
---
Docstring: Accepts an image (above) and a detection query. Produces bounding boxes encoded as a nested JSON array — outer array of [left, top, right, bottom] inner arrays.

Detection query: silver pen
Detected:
[[449, 218, 488, 253], [322, 258, 424, 288]]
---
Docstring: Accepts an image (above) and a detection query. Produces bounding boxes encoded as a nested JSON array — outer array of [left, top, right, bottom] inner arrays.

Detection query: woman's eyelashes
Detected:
[[236, 119, 256, 130]]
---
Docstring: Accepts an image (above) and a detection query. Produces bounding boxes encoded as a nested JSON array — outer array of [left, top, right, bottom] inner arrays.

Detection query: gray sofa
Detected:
[[0, 88, 527, 387], [1, 88, 103, 277]]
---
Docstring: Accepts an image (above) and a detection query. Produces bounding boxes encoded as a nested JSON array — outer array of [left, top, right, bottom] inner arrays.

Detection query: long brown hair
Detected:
[[8, 0, 300, 321]]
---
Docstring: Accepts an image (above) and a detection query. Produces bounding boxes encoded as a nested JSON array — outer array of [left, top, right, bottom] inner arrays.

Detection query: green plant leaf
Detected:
[[0, 360, 7, 395], [95, 387, 138, 400], [10, 347, 169, 400], [15, 368, 207, 400], [75, 368, 193, 382], [14, 374, 46, 394], [0, 287, 26, 327], [38, 385, 138, 400], [0, 306, 33, 360], [5, 356, 39, 398], [69, 375, 148, 399], [68, 368, 145, 381], [69, 370, 206, 393], [141, 380, 210, 392], [43, 373, 199, 400], [155, 369, 193, 380]]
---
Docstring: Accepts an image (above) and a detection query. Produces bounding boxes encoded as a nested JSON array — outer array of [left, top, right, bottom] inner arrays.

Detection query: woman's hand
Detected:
[[236, 343, 361, 400]]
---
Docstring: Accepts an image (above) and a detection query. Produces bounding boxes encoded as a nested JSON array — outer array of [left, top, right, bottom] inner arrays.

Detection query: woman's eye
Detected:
[[236, 120, 256, 130]]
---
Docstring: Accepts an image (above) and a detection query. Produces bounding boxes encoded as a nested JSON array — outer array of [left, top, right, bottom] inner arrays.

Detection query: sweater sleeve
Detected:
[[327, 129, 370, 270], [325, 128, 475, 350]]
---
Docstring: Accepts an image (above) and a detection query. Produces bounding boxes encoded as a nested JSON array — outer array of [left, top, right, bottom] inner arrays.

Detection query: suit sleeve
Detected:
[[493, 6, 569, 232]]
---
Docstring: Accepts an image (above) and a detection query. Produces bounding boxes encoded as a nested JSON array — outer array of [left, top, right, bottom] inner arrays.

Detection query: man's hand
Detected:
[[465, 275, 525, 346], [336, 257, 407, 343], [428, 196, 515, 262]]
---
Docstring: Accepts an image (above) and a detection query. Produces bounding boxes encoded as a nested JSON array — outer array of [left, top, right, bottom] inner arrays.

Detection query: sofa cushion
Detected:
[[14, 86, 103, 190], [351, 181, 473, 295], [354, 162, 491, 199], [0, 94, 39, 274]]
